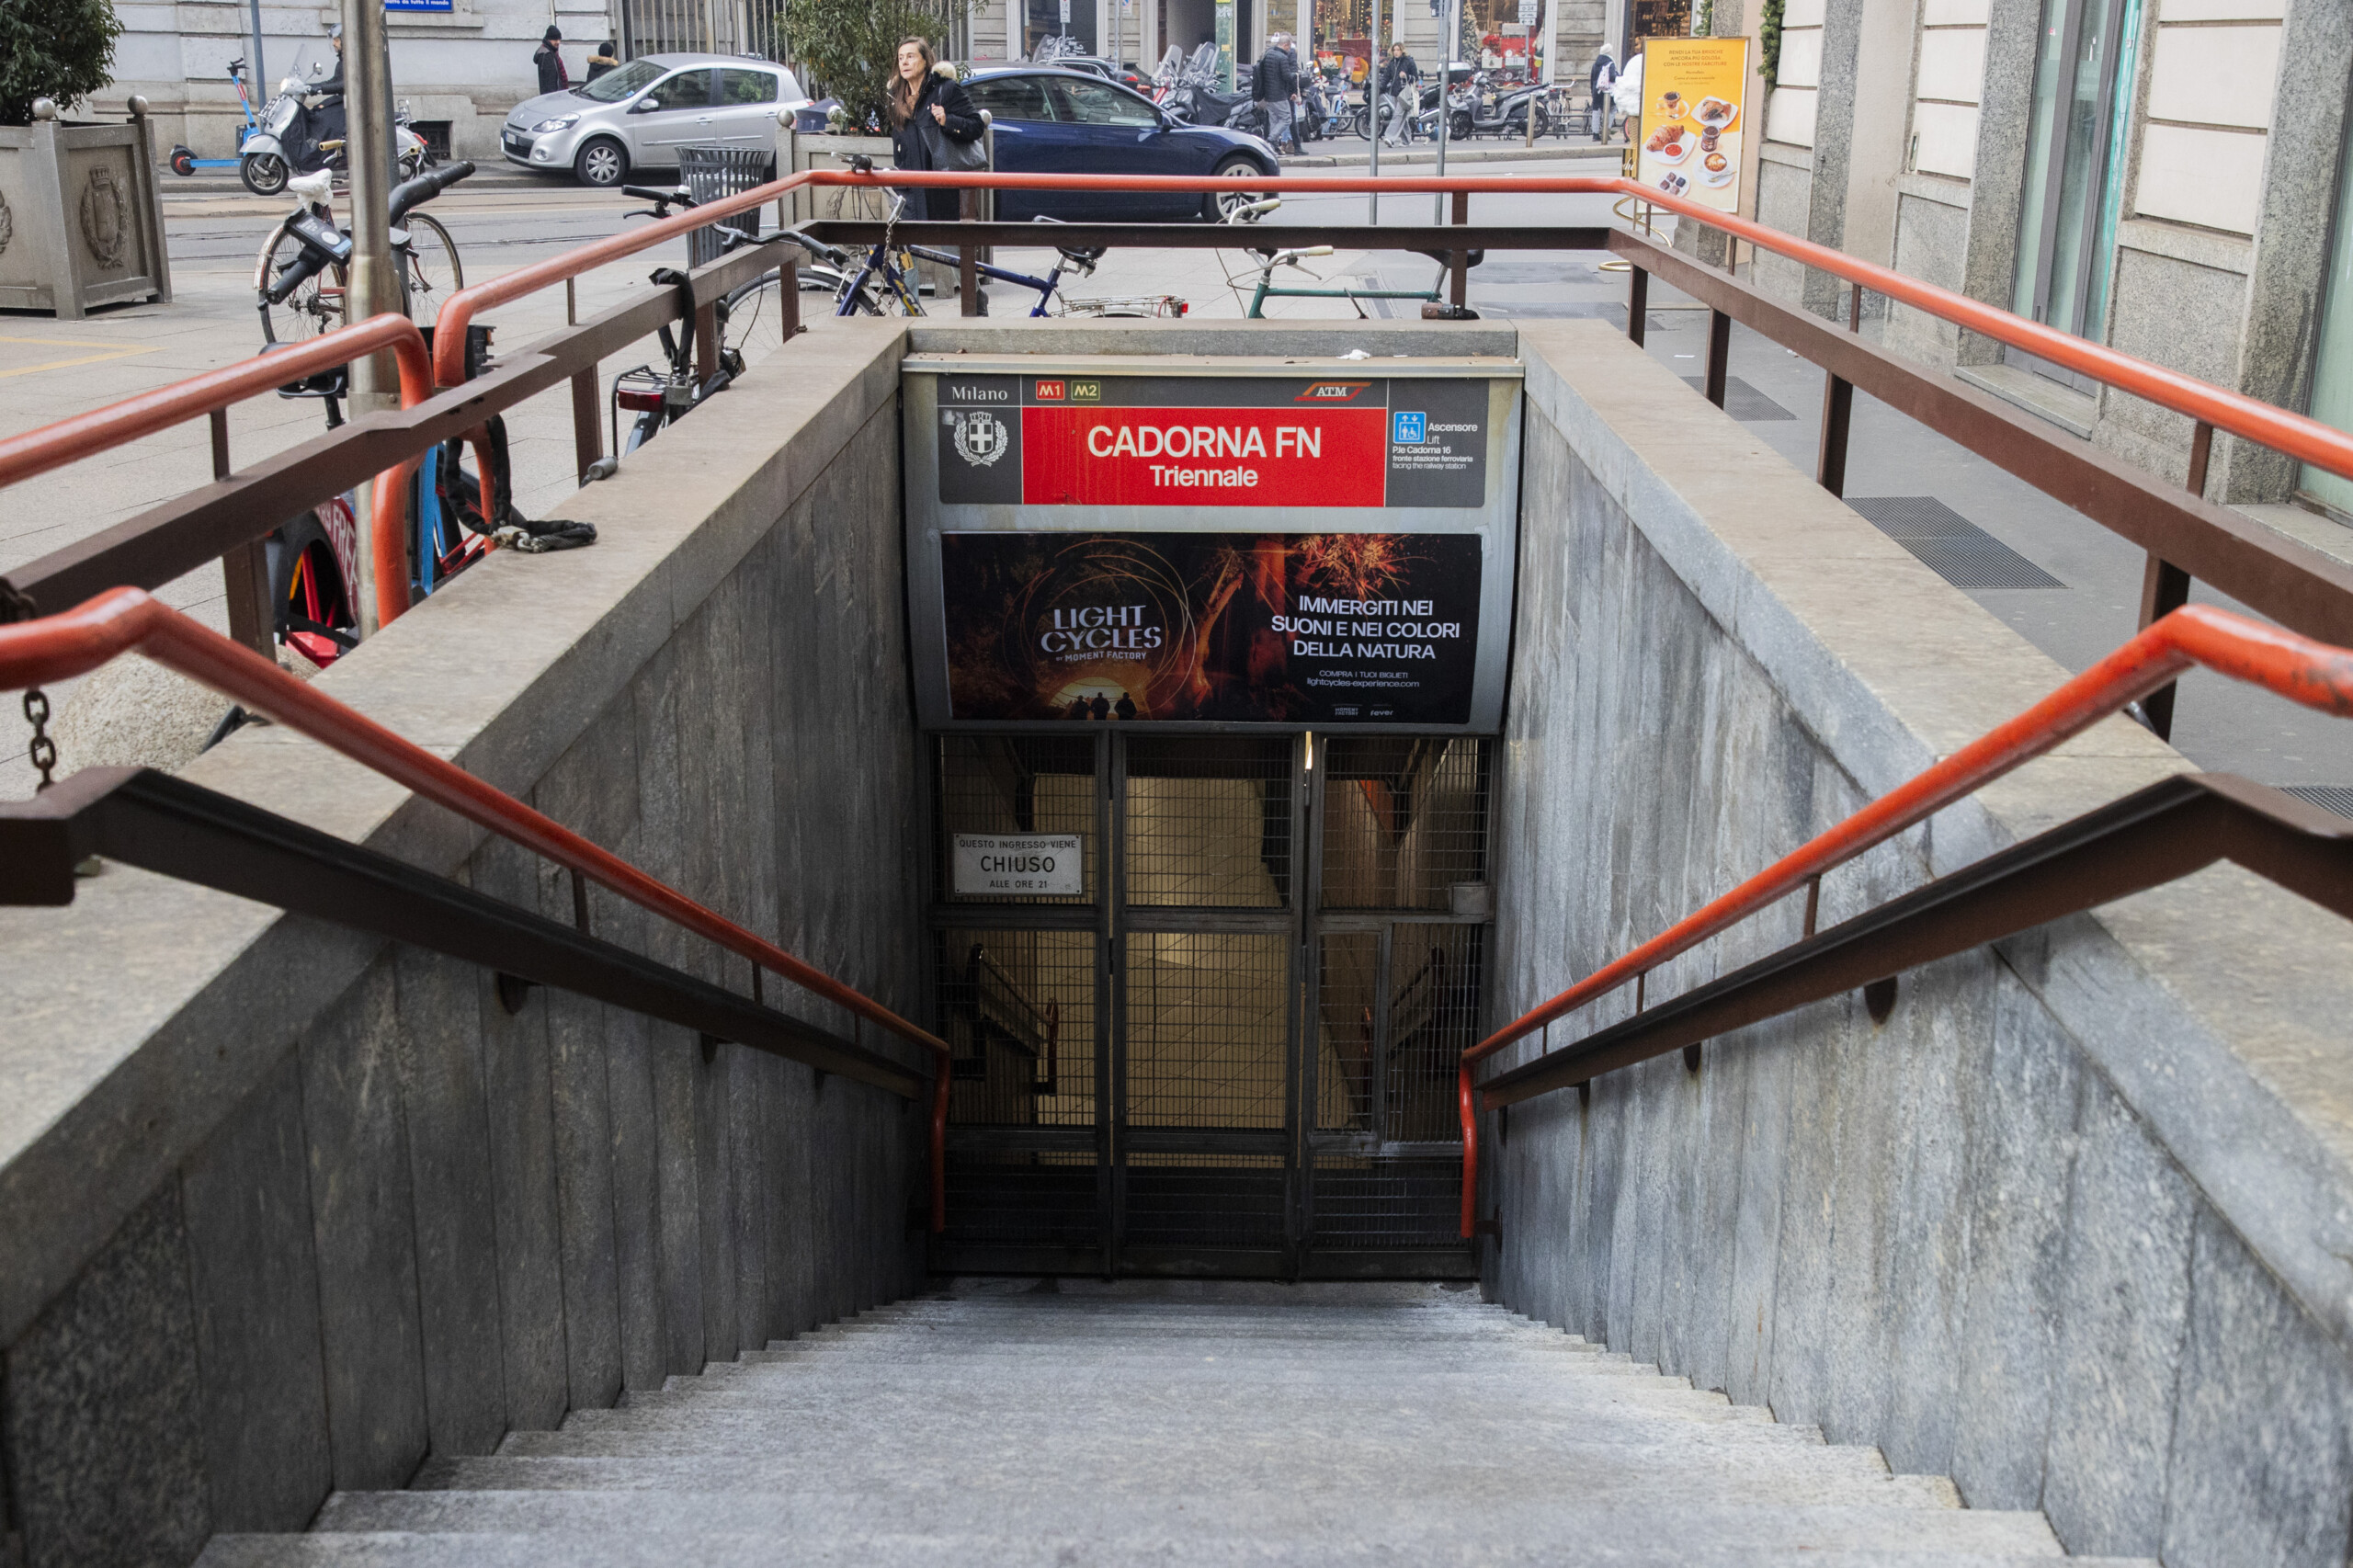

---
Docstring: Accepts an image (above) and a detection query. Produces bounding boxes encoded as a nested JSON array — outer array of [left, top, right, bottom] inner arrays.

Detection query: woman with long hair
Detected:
[[888, 36, 983, 223]]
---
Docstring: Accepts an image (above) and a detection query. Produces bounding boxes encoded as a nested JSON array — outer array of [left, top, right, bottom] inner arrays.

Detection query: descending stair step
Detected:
[[188, 1290, 2108, 1565]]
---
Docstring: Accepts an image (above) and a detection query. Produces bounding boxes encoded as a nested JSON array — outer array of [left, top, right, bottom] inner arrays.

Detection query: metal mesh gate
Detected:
[[930, 732, 1486, 1277]]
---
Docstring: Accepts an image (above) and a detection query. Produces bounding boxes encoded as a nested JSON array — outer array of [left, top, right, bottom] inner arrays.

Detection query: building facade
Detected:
[[1741, 0, 2353, 516], [99, 0, 621, 164]]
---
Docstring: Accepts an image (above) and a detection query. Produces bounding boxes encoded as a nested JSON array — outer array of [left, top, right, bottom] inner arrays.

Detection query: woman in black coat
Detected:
[[888, 38, 983, 222]]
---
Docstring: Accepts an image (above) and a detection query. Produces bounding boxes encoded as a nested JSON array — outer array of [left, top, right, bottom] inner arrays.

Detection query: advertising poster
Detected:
[[936, 374, 1490, 511], [1635, 37, 1747, 212], [938, 530, 1483, 725]]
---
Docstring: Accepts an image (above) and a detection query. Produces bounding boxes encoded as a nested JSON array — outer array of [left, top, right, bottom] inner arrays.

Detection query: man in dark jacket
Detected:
[[1253, 35, 1301, 154], [534, 28, 568, 96], [1588, 47, 1617, 141]]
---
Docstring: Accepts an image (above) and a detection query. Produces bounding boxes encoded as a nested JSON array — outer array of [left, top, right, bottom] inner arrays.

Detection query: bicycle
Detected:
[[255, 160, 470, 345], [789, 196, 1185, 319], [598, 185, 801, 457], [1226, 212, 1482, 320]]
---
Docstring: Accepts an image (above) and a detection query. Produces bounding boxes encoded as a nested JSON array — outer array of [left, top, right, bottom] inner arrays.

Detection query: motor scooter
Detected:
[[1166, 43, 1260, 132], [238, 60, 428, 197]]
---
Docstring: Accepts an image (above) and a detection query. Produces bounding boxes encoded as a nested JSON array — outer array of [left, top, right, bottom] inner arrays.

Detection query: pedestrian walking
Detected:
[[534, 27, 568, 94], [1379, 41, 1421, 145], [888, 36, 984, 222], [1609, 47, 1642, 143], [1588, 47, 1616, 142], [586, 39, 620, 83], [1255, 34, 1302, 155]]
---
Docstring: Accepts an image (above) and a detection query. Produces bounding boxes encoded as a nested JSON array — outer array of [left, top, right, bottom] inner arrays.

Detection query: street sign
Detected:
[[954, 835, 1084, 896]]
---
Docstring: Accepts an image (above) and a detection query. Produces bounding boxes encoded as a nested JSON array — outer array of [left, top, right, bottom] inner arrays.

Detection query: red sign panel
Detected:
[[1021, 405, 1390, 508]]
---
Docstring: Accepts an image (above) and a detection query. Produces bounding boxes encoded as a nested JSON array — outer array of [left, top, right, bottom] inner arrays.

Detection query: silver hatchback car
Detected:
[[502, 53, 809, 186]]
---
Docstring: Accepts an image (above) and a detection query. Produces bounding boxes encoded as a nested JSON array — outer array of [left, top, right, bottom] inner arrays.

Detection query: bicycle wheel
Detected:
[[401, 212, 463, 327], [258, 221, 347, 343]]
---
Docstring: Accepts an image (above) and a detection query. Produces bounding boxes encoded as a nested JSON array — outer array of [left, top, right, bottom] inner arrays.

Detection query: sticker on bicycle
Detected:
[[935, 374, 1487, 509]]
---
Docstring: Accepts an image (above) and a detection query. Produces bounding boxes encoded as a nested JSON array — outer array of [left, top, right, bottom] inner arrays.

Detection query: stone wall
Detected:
[[0, 321, 928, 1566], [1486, 320, 2353, 1566]]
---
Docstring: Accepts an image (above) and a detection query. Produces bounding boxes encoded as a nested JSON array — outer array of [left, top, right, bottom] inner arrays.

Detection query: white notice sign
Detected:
[[953, 834, 1084, 897]]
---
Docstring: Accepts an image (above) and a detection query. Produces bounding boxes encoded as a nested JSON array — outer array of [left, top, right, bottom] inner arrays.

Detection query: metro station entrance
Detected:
[[928, 731, 1487, 1278]]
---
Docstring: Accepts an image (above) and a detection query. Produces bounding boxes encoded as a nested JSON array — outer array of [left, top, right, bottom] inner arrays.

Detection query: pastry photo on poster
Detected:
[[1636, 36, 1747, 211], [938, 530, 1483, 725]]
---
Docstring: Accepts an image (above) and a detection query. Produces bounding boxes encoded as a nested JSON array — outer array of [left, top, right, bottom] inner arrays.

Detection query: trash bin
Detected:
[[676, 144, 774, 267]]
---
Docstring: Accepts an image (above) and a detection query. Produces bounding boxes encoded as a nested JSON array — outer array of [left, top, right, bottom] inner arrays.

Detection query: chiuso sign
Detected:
[[904, 358, 1524, 734], [951, 834, 1083, 897]]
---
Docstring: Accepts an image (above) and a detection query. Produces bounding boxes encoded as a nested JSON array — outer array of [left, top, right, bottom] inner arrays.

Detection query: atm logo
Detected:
[[1295, 381, 1370, 402], [1035, 380, 1067, 401]]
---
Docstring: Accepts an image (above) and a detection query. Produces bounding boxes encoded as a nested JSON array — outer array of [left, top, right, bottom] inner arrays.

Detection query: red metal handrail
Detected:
[[420, 165, 2353, 484], [0, 313, 431, 491], [0, 586, 954, 1232], [1455, 603, 2353, 1236]]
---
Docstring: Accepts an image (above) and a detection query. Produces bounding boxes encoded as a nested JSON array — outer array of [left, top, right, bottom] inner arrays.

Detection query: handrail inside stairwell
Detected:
[[0, 587, 955, 1233], [1455, 605, 2353, 1238]]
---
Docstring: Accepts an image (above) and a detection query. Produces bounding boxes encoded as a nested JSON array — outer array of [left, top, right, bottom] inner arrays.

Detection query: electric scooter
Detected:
[[165, 57, 263, 176]]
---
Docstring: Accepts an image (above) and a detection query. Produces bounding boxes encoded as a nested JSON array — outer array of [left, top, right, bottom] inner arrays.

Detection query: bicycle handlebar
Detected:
[[387, 159, 474, 227]]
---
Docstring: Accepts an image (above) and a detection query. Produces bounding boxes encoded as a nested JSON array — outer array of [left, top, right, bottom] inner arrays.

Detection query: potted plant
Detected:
[[0, 0, 172, 318]]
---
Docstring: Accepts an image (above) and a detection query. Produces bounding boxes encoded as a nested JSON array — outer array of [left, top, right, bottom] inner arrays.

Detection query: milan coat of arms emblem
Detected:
[[949, 409, 1008, 467]]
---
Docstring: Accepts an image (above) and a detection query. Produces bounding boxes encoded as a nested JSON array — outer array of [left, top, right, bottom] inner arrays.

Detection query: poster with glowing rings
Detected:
[[903, 357, 1523, 733], [939, 530, 1483, 724]]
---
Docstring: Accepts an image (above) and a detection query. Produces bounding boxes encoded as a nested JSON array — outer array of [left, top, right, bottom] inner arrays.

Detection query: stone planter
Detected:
[[0, 97, 172, 320]]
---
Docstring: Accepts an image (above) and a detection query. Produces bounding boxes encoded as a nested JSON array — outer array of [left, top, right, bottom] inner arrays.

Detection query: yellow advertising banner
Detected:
[[1634, 36, 1748, 214]]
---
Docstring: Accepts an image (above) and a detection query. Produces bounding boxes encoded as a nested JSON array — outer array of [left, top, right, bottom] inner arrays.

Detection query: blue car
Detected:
[[960, 67, 1278, 222]]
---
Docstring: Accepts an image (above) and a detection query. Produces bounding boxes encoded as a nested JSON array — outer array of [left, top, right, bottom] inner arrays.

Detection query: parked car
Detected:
[[503, 53, 809, 186], [961, 67, 1278, 222]]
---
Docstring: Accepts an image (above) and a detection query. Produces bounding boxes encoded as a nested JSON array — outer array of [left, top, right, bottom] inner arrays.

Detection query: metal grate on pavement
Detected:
[[2281, 785, 2353, 821], [1846, 496, 2067, 590]]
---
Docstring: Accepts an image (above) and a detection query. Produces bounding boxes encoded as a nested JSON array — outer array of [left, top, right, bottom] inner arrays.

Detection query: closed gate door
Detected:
[[930, 732, 1485, 1278]]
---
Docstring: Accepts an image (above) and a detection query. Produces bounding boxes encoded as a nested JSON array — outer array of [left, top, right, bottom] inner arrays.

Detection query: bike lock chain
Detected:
[[0, 581, 54, 791]]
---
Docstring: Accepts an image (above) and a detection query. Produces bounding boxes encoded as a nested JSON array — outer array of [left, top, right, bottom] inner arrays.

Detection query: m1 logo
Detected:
[[1035, 380, 1066, 401], [1393, 411, 1427, 443]]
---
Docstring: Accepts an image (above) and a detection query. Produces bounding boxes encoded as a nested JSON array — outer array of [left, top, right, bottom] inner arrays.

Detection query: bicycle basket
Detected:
[[677, 145, 774, 267]]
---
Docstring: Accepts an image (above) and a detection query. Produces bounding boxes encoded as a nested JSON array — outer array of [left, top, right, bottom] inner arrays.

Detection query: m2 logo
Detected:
[[1392, 411, 1427, 443], [1296, 381, 1370, 402], [1071, 380, 1103, 402], [1035, 380, 1066, 401]]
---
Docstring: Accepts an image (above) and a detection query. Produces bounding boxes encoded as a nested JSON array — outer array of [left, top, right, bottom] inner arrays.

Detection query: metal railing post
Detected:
[[780, 255, 801, 341], [2137, 416, 2211, 743], [1627, 266, 1648, 347], [960, 187, 981, 318], [213, 409, 272, 657], [1816, 287, 1863, 496], [1449, 187, 1469, 308], [1704, 308, 1731, 408]]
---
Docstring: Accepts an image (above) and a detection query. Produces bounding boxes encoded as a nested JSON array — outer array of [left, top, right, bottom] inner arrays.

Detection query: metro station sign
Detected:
[[933, 373, 1489, 510], [904, 358, 1523, 734]]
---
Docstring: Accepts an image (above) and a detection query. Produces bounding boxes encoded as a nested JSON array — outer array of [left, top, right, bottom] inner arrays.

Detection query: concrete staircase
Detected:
[[199, 1283, 2147, 1566]]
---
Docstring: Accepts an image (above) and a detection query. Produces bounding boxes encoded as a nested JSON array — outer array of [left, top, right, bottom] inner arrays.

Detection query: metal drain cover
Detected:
[[1846, 496, 2065, 590]]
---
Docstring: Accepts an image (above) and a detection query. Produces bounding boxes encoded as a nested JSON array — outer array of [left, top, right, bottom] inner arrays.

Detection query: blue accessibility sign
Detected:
[[1392, 410, 1427, 444]]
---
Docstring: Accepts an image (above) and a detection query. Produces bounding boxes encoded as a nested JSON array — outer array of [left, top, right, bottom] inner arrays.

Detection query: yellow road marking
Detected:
[[0, 335, 164, 379]]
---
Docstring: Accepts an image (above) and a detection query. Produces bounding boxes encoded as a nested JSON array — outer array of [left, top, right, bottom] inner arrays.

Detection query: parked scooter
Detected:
[[1448, 71, 1557, 139], [239, 60, 428, 197], [1165, 43, 1262, 134]]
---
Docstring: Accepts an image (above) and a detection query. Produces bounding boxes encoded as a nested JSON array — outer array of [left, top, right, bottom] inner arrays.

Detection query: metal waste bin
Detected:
[[677, 145, 773, 267]]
